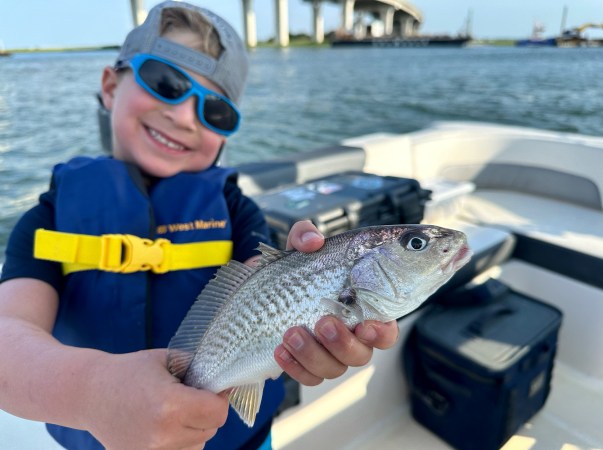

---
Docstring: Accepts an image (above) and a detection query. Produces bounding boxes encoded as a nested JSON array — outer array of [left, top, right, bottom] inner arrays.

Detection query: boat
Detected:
[[332, 9, 472, 49], [331, 35, 470, 48], [0, 40, 11, 57], [517, 17, 603, 48], [516, 23, 558, 47], [3, 120, 603, 448], [234, 121, 603, 449], [557, 23, 603, 48]]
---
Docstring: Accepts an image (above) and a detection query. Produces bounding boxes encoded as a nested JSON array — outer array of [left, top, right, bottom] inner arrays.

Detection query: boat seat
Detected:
[[459, 190, 603, 289], [236, 145, 365, 196]]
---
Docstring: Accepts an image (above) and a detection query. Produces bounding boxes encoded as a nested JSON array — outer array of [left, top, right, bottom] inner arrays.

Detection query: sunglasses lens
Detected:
[[138, 59, 191, 100], [135, 56, 239, 134], [203, 95, 239, 132]]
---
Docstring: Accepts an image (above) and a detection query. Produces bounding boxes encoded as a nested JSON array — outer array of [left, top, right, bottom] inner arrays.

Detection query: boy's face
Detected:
[[101, 31, 228, 178]]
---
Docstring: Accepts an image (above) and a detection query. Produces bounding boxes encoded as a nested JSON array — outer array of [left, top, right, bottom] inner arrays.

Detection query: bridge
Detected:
[[129, 0, 423, 47]]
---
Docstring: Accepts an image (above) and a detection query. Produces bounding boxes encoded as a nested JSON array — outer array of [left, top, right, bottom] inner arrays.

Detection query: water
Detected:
[[1, 46, 603, 260]]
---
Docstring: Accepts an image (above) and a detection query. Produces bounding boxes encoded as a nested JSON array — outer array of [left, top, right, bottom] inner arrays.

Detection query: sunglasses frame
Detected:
[[128, 53, 241, 137]]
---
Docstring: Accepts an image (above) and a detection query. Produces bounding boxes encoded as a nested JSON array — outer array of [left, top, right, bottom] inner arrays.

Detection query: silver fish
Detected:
[[168, 224, 472, 426]]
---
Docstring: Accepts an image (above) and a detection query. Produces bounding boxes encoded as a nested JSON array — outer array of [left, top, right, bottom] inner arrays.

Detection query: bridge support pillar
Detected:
[[342, 0, 355, 32], [242, 0, 257, 48], [130, 0, 146, 26], [312, 0, 324, 43], [400, 17, 415, 36], [381, 6, 395, 36], [275, 0, 290, 47], [353, 13, 367, 39]]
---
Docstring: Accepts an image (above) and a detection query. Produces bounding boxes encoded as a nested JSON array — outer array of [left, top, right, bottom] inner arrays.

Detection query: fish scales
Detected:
[[168, 224, 472, 427]]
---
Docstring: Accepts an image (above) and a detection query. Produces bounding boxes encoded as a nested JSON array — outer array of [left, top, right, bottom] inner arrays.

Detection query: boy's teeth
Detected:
[[149, 128, 185, 150]]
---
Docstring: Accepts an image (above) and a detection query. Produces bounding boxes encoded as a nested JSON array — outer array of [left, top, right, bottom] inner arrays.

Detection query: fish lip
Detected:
[[442, 244, 473, 273]]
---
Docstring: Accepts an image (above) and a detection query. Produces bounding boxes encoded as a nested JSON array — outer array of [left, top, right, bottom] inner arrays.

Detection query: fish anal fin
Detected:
[[227, 381, 265, 427]]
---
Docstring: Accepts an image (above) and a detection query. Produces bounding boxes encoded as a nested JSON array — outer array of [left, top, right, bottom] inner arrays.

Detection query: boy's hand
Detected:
[[87, 349, 229, 450], [275, 221, 400, 386]]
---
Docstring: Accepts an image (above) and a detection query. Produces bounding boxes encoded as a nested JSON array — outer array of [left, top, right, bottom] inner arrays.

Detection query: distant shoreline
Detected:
[[6, 45, 120, 54], [4, 38, 518, 54]]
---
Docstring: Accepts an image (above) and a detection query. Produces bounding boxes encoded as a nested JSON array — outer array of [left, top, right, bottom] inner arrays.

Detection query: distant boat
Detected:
[[516, 22, 603, 48], [516, 22, 557, 47], [516, 37, 557, 47], [331, 12, 471, 48], [331, 35, 471, 48], [557, 23, 603, 47], [0, 40, 11, 57]]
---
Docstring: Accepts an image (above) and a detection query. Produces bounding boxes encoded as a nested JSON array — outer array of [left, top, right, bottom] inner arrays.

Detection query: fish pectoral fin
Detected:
[[320, 297, 364, 322], [228, 381, 265, 427]]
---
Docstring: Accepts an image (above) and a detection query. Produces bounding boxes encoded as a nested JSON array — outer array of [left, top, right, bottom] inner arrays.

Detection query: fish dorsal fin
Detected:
[[167, 260, 256, 379], [228, 381, 265, 427], [256, 242, 292, 268]]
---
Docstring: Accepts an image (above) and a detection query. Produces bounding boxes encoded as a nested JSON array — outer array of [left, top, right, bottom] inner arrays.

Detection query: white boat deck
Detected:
[[3, 122, 603, 449], [3, 348, 602, 450], [1, 410, 62, 450], [357, 362, 603, 450], [272, 310, 603, 450]]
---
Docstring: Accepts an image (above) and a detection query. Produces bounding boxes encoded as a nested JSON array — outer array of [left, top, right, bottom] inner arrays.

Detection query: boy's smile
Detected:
[[147, 127, 188, 152], [101, 31, 229, 179]]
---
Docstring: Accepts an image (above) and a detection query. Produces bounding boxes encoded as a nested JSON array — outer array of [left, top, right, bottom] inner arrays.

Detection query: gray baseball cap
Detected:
[[115, 1, 248, 104]]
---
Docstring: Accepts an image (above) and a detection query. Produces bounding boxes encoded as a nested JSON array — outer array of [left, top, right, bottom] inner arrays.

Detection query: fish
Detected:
[[167, 224, 472, 427]]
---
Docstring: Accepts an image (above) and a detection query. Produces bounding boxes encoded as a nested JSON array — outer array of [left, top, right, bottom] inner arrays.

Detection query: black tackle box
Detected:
[[253, 172, 430, 249], [403, 279, 563, 450]]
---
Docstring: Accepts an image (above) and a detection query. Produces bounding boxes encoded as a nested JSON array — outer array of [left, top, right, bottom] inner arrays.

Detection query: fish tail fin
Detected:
[[228, 381, 265, 427]]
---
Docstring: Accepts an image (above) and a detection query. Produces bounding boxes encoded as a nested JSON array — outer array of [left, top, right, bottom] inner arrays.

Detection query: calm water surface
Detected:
[[1, 46, 603, 260]]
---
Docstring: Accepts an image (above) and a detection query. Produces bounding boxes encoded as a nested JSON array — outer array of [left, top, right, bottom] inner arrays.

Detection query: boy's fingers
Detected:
[[355, 320, 400, 350], [274, 344, 324, 386], [278, 325, 348, 380], [286, 220, 324, 252], [314, 317, 374, 367]]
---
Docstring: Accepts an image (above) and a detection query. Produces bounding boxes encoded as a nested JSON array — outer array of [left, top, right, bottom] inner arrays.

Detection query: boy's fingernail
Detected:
[[276, 346, 293, 363], [358, 324, 377, 342], [301, 231, 322, 243], [287, 331, 305, 351], [319, 320, 338, 341]]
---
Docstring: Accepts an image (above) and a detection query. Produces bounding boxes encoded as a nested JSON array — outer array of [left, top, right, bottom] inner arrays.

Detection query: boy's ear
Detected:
[[100, 66, 118, 111]]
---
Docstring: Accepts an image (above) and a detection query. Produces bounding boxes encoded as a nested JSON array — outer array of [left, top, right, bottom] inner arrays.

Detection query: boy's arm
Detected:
[[0, 278, 228, 449], [272, 220, 400, 386]]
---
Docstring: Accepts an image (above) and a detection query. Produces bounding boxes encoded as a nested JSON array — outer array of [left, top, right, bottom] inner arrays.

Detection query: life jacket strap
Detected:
[[34, 229, 233, 275]]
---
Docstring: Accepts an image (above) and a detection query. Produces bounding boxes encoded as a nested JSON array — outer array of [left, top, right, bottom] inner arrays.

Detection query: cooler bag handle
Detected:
[[466, 306, 515, 336]]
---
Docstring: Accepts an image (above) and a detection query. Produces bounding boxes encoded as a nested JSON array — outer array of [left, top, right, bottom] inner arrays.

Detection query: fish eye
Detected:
[[400, 231, 429, 251]]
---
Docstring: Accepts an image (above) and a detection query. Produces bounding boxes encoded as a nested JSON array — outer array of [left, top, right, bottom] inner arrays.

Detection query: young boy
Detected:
[[0, 2, 398, 449]]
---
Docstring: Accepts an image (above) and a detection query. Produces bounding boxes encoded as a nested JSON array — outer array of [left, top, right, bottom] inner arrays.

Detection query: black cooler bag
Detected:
[[404, 279, 562, 450]]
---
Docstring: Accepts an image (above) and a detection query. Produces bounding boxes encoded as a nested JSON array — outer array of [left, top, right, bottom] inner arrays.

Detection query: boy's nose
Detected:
[[164, 96, 199, 130]]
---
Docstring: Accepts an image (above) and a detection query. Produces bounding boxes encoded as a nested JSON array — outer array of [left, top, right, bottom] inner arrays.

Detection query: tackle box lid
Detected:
[[254, 172, 429, 236], [415, 281, 563, 372]]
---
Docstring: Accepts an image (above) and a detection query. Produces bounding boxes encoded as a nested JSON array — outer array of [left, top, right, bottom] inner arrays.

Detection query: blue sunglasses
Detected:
[[128, 53, 241, 136]]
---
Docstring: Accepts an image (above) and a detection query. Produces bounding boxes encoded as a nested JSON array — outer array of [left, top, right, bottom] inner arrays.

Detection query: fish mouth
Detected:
[[442, 245, 473, 275]]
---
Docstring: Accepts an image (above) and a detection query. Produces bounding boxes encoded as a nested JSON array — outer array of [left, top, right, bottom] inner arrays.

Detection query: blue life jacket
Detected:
[[43, 157, 284, 450]]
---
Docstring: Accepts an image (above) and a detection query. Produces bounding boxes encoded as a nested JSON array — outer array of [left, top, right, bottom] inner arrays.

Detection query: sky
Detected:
[[0, 0, 602, 50]]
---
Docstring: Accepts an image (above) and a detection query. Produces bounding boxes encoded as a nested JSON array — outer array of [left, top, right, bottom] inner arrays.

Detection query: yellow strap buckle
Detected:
[[100, 234, 170, 274], [34, 229, 233, 275]]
